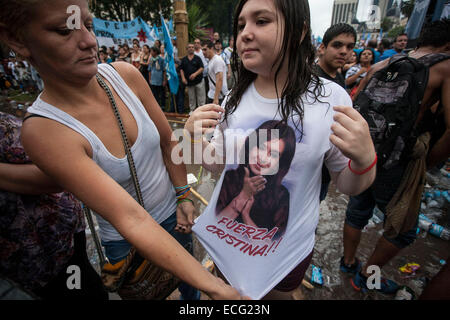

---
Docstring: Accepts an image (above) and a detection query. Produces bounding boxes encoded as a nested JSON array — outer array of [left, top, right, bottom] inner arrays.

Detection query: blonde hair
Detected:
[[0, 0, 41, 42]]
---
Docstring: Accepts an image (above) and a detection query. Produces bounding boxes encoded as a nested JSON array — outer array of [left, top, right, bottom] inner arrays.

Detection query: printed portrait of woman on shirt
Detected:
[[215, 120, 296, 239]]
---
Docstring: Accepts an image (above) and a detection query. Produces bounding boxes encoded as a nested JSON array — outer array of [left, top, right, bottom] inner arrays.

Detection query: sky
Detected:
[[309, 0, 335, 38]]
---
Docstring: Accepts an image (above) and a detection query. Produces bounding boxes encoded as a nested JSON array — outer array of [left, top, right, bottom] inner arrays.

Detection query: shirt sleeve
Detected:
[[0, 113, 29, 164], [217, 59, 226, 75], [345, 65, 359, 79]]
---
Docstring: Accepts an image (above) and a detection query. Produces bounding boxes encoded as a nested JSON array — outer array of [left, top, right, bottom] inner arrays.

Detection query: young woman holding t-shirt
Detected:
[[184, 0, 377, 299]]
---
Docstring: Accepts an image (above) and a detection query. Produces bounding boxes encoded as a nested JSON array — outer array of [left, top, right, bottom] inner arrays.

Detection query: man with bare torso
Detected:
[[341, 19, 450, 294]]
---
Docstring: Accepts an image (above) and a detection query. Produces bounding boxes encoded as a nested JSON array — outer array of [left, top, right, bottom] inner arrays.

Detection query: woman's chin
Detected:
[[74, 65, 99, 82]]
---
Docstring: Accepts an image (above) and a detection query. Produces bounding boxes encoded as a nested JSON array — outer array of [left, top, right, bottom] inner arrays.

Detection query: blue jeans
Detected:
[[150, 85, 165, 110], [102, 212, 200, 300], [168, 83, 185, 114], [345, 165, 418, 249]]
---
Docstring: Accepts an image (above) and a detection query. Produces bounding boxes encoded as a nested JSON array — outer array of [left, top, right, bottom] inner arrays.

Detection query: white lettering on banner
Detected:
[[66, 5, 81, 30]]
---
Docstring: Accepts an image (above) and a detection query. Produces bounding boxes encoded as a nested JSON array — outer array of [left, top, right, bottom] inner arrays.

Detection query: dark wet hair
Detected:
[[417, 18, 450, 49], [151, 46, 160, 55], [202, 40, 214, 49], [225, 0, 323, 140], [379, 38, 391, 50], [322, 23, 356, 47]]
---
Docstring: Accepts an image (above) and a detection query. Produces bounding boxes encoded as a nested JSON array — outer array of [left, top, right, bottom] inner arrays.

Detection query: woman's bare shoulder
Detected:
[[110, 61, 146, 99], [21, 116, 90, 163]]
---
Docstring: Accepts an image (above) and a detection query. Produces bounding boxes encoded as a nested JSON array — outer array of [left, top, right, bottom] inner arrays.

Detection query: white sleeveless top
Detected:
[[27, 63, 177, 241]]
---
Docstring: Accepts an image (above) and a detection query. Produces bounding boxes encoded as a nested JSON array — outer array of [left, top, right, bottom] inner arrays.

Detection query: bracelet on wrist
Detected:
[[183, 129, 203, 144], [176, 188, 192, 201], [177, 198, 194, 205], [348, 154, 377, 175]]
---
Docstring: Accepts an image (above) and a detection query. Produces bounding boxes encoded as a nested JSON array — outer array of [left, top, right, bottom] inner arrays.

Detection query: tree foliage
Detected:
[[381, 17, 395, 32], [192, 0, 239, 39], [387, 25, 405, 39], [89, 0, 172, 24], [187, 1, 209, 41], [401, 0, 416, 19]]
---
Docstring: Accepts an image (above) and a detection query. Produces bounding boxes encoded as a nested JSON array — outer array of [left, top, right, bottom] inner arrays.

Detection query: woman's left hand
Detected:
[[330, 106, 376, 170], [175, 200, 195, 234]]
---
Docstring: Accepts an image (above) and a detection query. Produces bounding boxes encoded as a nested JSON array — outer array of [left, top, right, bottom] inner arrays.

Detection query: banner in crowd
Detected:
[[93, 16, 156, 49], [405, 0, 431, 40], [160, 13, 179, 95]]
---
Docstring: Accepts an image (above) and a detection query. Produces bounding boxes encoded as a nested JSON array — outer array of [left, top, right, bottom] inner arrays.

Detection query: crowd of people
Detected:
[[315, 31, 410, 100], [0, 0, 448, 302], [1, 55, 43, 95], [93, 34, 235, 116]]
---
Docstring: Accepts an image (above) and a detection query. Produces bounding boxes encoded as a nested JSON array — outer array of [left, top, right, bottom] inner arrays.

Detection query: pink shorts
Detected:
[[273, 251, 314, 292]]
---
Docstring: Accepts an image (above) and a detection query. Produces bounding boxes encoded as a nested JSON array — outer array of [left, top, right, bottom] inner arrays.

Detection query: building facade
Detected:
[[331, 0, 359, 25], [331, 0, 402, 26]]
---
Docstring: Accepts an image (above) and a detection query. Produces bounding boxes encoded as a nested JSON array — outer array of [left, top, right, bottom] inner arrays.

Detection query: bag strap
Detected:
[[95, 73, 147, 283], [208, 73, 225, 98], [95, 74, 145, 208], [417, 53, 450, 68]]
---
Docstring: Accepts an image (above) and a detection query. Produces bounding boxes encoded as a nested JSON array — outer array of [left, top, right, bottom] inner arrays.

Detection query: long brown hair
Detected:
[[0, 0, 41, 42], [225, 0, 324, 140]]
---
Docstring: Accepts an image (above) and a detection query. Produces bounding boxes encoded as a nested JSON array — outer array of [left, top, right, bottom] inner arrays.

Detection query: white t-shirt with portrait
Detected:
[[207, 54, 228, 100], [192, 79, 351, 299]]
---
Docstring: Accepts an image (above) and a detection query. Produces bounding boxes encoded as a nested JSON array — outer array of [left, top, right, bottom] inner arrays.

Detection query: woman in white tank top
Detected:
[[0, 0, 245, 300]]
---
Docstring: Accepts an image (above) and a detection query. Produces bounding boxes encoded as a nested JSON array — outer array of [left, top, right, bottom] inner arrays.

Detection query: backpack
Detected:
[[354, 53, 450, 170]]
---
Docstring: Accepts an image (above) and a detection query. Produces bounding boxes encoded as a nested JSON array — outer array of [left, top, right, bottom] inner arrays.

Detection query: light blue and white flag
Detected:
[[153, 24, 161, 40], [93, 17, 156, 48], [378, 28, 383, 42], [160, 13, 179, 95]]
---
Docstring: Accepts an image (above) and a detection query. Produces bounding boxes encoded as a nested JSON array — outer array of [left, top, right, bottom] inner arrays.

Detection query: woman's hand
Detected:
[[330, 106, 376, 171], [175, 200, 195, 234], [207, 278, 252, 300], [359, 67, 368, 75], [242, 167, 266, 198], [184, 104, 224, 138]]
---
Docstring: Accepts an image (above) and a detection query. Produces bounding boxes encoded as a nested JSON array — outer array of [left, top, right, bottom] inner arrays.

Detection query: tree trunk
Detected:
[[174, 0, 189, 59]]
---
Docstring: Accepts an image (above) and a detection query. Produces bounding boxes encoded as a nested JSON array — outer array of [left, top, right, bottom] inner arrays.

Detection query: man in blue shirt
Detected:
[[380, 33, 408, 61], [148, 46, 167, 110]]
